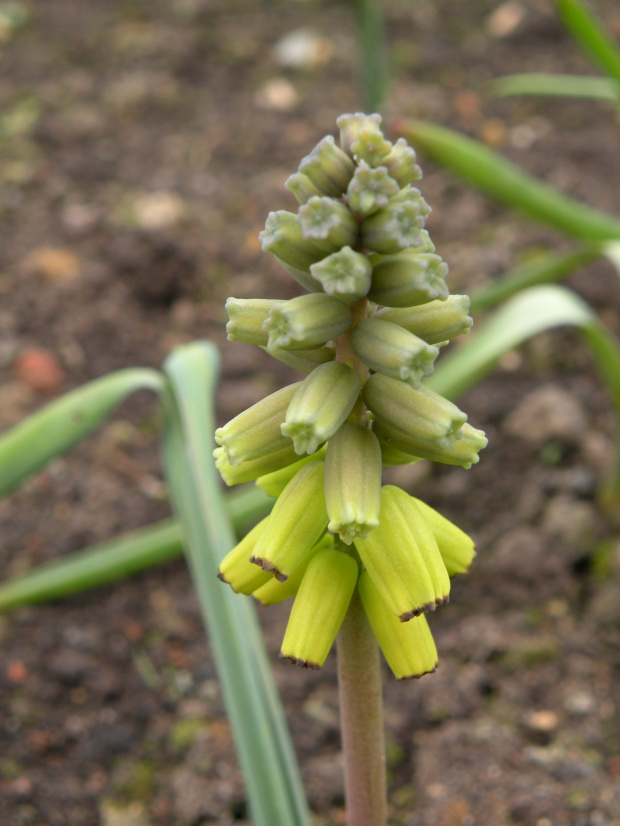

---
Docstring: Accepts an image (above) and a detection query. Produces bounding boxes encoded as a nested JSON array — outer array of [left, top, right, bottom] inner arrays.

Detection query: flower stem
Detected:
[[337, 590, 387, 826]]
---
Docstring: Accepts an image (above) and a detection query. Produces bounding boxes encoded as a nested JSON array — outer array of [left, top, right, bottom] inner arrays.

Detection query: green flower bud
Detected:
[[358, 571, 437, 680], [217, 517, 272, 595], [346, 162, 399, 217], [282, 362, 361, 455], [225, 298, 279, 346], [350, 124, 392, 168], [260, 210, 326, 282], [411, 498, 476, 577], [214, 443, 303, 486], [382, 138, 423, 188], [215, 382, 302, 467], [375, 422, 487, 469], [280, 549, 358, 668], [253, 535, 333, 605], [309, 247, 372, 302], [265, 344, 336, 374], [368, 252, 449, 308], [354, 485, 450, 621], [297, 196, 359, 251], [264, 293, 352, 352], [285, 171, 324, 204], [378, 439, 421, 467], [361, 188, 431, 254], [298, 135, 356, 198], [363, 373, 466, 455], [350, 318, 439, 387], [324, 423, 382, 544], [255, 446, 327, 497], [374, 295, 473, 345], [337, 112, 383, 157], [250, 460, 329, 581]]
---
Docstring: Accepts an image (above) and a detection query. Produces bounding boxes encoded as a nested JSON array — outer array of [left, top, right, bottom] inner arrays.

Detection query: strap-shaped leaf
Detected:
[[469, 246, 600, 312], [161, 342, 310, 826], [0, 485, 273, 611], [394, 119, 620, 242], [492, 73, 620, 102], [0, 368, 164, 497], [428, 285, 620, 506], [554, 0, 620, 85]]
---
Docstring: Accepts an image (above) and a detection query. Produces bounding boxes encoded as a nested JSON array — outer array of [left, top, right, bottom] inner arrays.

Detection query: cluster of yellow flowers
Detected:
[[214, 114, 486, 679]]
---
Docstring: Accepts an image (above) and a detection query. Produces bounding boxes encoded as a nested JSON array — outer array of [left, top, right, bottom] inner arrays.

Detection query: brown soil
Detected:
[[2, 1, 620, 824]]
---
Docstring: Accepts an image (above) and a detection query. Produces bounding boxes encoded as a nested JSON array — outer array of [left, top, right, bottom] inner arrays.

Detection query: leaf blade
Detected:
[[393, 119, 620, 242]]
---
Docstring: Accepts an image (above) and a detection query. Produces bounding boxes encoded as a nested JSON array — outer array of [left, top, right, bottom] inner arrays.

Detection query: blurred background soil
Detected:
[[2, 0, 620, 824]]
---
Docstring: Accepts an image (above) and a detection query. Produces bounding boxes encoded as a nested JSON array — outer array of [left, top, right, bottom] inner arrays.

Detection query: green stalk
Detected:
[[354, 0, 388, 114], [0, 486, 273, 612], [554, 0, 620, 85], [335, 297, 387, 825], [337, 591, 387, 826]]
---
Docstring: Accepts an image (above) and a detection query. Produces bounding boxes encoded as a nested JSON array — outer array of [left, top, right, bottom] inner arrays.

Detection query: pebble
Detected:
[[503, 384, 587, 446], [486, 1, 526, 38], [254, 77, 299, 112], [133, 191, 187, 230], [541, 495, 598, 559], [13, 348, 65, 392], [273, 28, 332, 70], [21, 246, 81, 283], [524, 710, 559, 733]]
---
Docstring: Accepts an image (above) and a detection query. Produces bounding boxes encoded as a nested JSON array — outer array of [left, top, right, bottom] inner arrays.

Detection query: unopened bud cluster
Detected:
[[216, 114, 486, 679]]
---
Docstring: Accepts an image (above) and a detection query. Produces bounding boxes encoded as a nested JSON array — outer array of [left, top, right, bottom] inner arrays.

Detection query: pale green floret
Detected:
[[361, 188, 431, 254], [259, 211, 326, 288], [297, 196, 359, 250], [354, 486, 449, 621], [337, 112, 383, 157], [265, 344, 335, 374], [263, 294, 352, 351], [324, 423, 382, 544], [350, 318, 439, 387], [411, 498, 477, 577], [309, 247, 372, 302], [217, 518, 272, 595], [213, 443, 303, 486], [280, 550, 358, 668], [253, 536, 333, 605], [285, 171, 324, 204], [374, 295, 473, 345], [382, 138, 423, 188], [298, 135, 356, 198], [369, 252, 449, 308], [376, 423, 487, 470], [346, 162, 399, 217], [255, 446, 327, 497], [215, 382, 302, 467], [250, 461, 329, 581], [351, 125, 392, 168], [363, 373, 466, 453], [225, 298, 279, 346], [281, 362, 361, 455], [358, 572, 438, 680]]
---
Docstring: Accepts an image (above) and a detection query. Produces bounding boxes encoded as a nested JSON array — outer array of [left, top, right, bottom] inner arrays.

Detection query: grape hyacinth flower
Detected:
[[216, 114, 486, 680]]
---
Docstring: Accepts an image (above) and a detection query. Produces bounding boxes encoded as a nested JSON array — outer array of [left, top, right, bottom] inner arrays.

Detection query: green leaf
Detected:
[[0, 369, 164, 497], [492, 72, 620, 101], [0, 485, 273, 612], [469, 246, 600, 313], [554, 0, 620, 85], [354, 0, 389, 114], [393, 119, 620, 242], [161, 342, 310, 826], [428, 285, 620, 506]]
